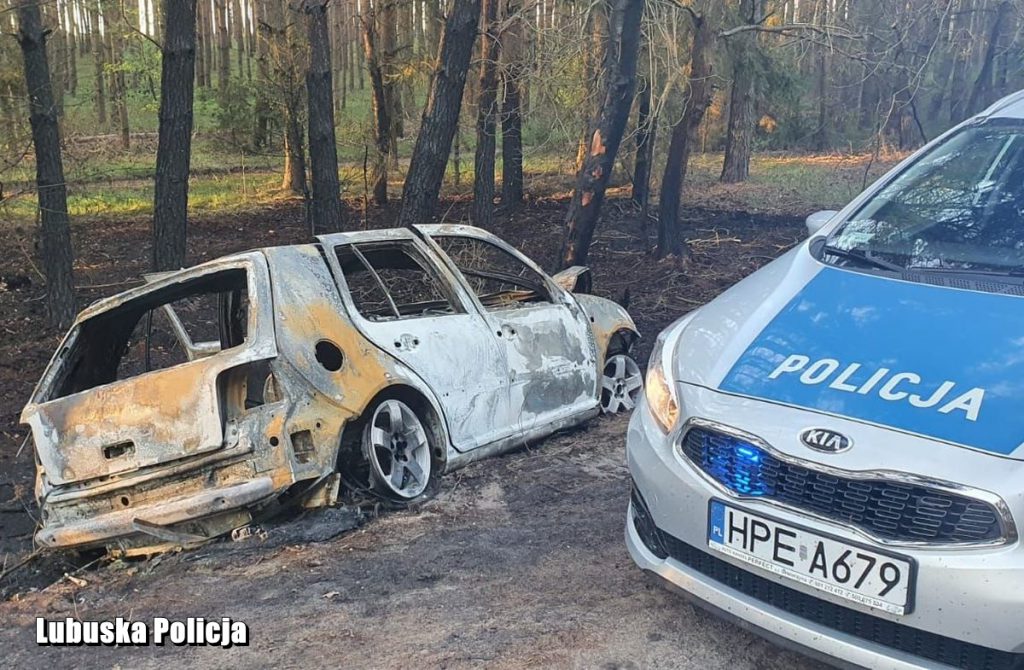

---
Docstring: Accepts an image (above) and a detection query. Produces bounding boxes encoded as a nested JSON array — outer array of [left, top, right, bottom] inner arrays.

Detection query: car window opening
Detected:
[[47, 269, 250, 401], [432, 235, 554, 310], [335, 242, 460, 320]]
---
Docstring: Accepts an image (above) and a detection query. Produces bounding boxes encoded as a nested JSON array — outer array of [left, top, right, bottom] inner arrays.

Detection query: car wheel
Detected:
[[362, 399, 434, 500], [600, 354, 643, 414]]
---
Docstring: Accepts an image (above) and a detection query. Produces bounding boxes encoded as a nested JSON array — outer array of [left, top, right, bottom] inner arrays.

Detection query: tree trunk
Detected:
[[90, 0, 106, 125], [575, 3, 608, 170], [102, 1, 131, 149], [282, 101, 308, 194], [17, 0, 77, 328], [967, 1, 1009, 115], [381, 0, 402, 165], [153, 0, 198, 271], [631, 75, 654, 207], [558, 0, 644, 268], [234, 0, 245, 76], [304, 0, 343, 233], [253, 0, 272, 147], [720, 0, 759, 183], [397, 0, 482, 227], [500, 0, 524, 207], [655, 9, 715, 260], [361, 7, 391, 205], [215, 0, 231, 94], [472, 0, 500, 226]]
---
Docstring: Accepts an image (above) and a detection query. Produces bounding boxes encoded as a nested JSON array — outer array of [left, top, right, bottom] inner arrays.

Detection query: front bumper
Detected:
[[626, 392, 1024, 670]]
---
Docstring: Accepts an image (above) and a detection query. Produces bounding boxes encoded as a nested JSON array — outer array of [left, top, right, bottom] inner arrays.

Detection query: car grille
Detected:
[[680, 426, 1006, 545], [630, 487, 1024, 670]]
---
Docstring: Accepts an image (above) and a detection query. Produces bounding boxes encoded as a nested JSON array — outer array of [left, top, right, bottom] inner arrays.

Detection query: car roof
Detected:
[[315, 223, 500, 248], [981, 89, 1024, 120]]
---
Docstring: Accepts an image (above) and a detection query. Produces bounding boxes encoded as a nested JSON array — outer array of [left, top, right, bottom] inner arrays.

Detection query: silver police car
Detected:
[[626, 89, 1024, 669]]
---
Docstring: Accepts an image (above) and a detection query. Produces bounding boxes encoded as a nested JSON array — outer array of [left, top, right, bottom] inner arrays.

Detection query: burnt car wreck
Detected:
[[22, 225, 640, 555]]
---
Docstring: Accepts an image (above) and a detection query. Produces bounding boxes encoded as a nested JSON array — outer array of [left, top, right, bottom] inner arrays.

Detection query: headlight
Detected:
[[644, 335, 679, 433]]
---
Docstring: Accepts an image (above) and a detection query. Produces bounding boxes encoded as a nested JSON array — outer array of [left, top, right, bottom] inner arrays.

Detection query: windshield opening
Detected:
[[824, 119, 1024, 276]]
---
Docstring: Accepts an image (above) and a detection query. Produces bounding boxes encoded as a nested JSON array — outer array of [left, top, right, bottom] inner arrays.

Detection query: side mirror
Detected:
[[552, 266, 592, 293], [806, 210, 839, 236]]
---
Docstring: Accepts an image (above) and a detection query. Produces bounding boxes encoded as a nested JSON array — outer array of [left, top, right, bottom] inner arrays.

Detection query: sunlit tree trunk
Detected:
[[558, 0, 644, 268], [472, 0, 500, 226]]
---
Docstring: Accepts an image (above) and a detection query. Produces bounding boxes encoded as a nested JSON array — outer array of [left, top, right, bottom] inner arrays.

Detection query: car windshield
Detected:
[[825, 119, 1024, 275]]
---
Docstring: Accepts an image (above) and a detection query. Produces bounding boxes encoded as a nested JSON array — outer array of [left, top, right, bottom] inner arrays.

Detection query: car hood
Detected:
[[674, 243, 1024, 459]]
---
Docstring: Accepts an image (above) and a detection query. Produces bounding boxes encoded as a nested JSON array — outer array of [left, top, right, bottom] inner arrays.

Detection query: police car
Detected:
[[626, 89, 1024, 669]]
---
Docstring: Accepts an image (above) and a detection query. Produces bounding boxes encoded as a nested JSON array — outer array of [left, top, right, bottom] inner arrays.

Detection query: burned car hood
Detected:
[[674, 245, 1024, 459]]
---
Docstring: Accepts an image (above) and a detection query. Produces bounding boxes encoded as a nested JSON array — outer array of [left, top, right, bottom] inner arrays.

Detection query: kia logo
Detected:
[[800, 428, 851, 453]]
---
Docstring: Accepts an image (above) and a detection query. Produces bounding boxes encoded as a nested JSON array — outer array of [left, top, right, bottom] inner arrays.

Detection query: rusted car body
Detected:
[[22, 225, 639, 554]]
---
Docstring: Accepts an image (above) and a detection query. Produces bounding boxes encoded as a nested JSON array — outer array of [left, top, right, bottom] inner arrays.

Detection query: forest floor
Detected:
[[0, 191, 820, 668]]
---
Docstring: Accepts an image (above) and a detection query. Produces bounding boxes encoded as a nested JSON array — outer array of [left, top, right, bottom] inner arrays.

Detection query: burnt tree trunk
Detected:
[[472, 0, 500, 226], [655, 9, 715, 260], [397, 0, 482, 227], [558, 0, 644, 268], [17, 0, 77, 328], [631, 75, 654, 207], [361, 7, 391, 206], [304, 0, 343, 233], [500, 0, 524, 207], [153, 0, 198, 271]]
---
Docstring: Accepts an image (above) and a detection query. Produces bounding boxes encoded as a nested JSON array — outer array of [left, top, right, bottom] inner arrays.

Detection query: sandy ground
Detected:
[[0, 414, 823, 669]]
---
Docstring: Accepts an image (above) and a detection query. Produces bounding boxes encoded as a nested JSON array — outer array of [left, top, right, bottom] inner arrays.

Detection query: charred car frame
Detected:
[[22, 225, 639, 554]]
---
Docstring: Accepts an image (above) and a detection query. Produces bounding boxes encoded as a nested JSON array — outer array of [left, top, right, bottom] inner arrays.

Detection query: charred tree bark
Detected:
[[558, 0, 644, 268], [153, 0, 198, 271], [655, 9, 715, 260], [361, 7, 391, 206], [304, 0, 343, 233], [500, 0, 524, 207], [472, 0, 500, 226], [631, 75, 654, 208], [18, 0, 77, 328], [397, 0, 482, 227]]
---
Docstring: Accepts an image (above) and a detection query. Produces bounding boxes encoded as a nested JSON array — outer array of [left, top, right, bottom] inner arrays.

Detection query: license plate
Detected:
[[707, 500, 915, 615]]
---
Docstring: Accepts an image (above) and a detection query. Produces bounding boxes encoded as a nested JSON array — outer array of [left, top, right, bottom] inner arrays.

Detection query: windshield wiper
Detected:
[[820, 244, 904, 272]]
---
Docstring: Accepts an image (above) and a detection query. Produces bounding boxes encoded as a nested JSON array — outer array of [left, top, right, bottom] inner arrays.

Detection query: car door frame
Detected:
[[413, 225, 600, 433], [316, 228, 516, 452]]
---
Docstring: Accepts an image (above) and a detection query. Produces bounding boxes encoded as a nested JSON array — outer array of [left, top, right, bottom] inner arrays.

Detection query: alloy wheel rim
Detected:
[[367, 399, 431, 498], [601, 354, 643, 414]]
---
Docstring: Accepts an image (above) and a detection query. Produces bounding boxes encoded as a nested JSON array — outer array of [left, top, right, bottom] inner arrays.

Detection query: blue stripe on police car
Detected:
[[720, 268, 1024, 456]]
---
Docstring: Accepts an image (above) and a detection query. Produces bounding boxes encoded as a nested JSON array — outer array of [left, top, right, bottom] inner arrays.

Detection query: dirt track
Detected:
[[0, 413, 822, 669]]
